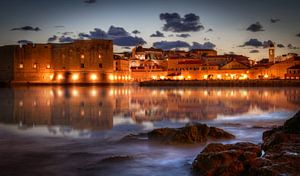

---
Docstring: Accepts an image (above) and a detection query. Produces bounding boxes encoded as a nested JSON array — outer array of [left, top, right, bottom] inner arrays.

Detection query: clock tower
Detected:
[[269, 42, 275, 63]]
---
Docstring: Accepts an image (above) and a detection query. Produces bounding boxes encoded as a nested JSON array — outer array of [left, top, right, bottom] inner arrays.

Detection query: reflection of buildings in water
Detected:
[[125, 88, 300, 122], [0, 87, 114, 131], [0, 87, 299, 129]]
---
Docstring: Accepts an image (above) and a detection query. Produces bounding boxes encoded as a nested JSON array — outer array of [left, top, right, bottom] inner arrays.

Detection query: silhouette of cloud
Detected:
[[159, 12, 204, 32], [11, 26, 41, 32], [107, 26, 129, 37], [176, 34, 191, 38], [17, 40, 33, 45], [84, 0, 96, 4], [59, 36, 74, 43], [206, 28, 213, 32], [132, 30, 140, 34], [246, 22, 264, 32], [277, 44, 285, 48], [190, 42, 216, 50], [153, 40, 190, 50], [48, 35, 58, 42], [270, 18, 280, 23], [240, 39, 263, 47], [249, 49, 259, 53], [240, 39, 273, 48], [150, 31, 165, 37], [287, 44, 300, 49], [152, 41, 216, 50], [113, 36, 146, 46]]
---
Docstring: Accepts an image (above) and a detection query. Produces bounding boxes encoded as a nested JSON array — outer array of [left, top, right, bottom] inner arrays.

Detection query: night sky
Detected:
[[0, 0, 300, 60]]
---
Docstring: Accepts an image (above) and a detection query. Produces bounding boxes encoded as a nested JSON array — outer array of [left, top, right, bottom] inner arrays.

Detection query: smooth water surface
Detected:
[[0, 86, 299, 176]]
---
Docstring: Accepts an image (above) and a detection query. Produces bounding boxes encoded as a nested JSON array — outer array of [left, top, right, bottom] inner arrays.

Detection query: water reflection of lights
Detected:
[[72, 89, 79, 97], [19, 100, 23, 107], [57, 90, 63, 97], [90, 89, 97, 97], [80, 109, 85, 117]]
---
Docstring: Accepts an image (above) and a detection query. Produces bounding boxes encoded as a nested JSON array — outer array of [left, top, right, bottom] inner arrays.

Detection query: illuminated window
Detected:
[[19, 63, 24, 69], [33, 63, 37, 69], [81, 54, 85, 59], [46, 64, 51, 69], [98, 54, 102, 59]]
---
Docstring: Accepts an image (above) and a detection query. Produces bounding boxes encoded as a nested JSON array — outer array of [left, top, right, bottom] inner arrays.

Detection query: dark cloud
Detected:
[[17, 40, 33, 45], [159, 12, 204, 33], [277, 44, 285, 48], [89, 28, 108, 39], [132, 30, 140, 34], [59, 36, 74, 43], [11, 26, 41, 32], [190, 42, 216, 50], [240, 39, 274, 48], [48, 35, 58, 42], [113, 36, 146, 46], [78, 33, 90, 39], [84, 0, 96, 4], [246, 22, 264, 32], [153, 40, 190, 50], [107, 26, 129, 37], [270, 18, 280, 23], [206, 28, 213, 32], [249, 49, 259, 53], [150, 31, 165, 37], [240, 39, 263, 47], [63, 32, 73, 35], [176, 34, 191, 38], [287, 44, 300, 49]]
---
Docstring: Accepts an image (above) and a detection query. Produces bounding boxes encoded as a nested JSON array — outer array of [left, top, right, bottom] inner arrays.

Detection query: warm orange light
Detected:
[[217, 74, 222, 79], [187, 75, 191, 80], [264, 74, 269, 79], [19, 64, 24, 69], [109, 75, 114, 81], [49, 74, 54, 80], [72, 74, 79, 81], [57, 74, 63, 81], [46, 64, 51, 69], [203, 75, 208, 79], [152, 76, 157, 80], [90, 74, 97, 81], [160, 76, 165, 80], [178, 75, 184, 80]]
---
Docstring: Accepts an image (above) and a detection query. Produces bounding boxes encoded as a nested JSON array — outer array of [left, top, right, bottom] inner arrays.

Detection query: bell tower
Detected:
[[269, 42, 275, 64]]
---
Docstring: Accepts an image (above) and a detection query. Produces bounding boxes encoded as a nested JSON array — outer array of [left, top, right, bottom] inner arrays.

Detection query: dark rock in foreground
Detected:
[[148, 123, 235, 144], [192, 111, 300, 176]]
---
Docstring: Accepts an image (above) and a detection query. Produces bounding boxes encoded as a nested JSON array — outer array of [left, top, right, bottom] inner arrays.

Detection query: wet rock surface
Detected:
[[147, 123, 235, 144], [192, 111, 300, 176]]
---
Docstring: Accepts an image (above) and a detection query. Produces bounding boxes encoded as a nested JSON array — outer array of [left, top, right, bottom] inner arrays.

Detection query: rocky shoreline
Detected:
[[192, 111, 300, 176]]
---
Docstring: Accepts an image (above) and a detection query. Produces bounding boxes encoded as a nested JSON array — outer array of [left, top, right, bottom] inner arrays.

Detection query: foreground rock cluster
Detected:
[[147, 123, 235, 144], [192, 111, 300, 176]]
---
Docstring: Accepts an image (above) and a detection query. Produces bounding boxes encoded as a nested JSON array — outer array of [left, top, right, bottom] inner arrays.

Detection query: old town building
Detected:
[[0, 40, 113, 83]]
